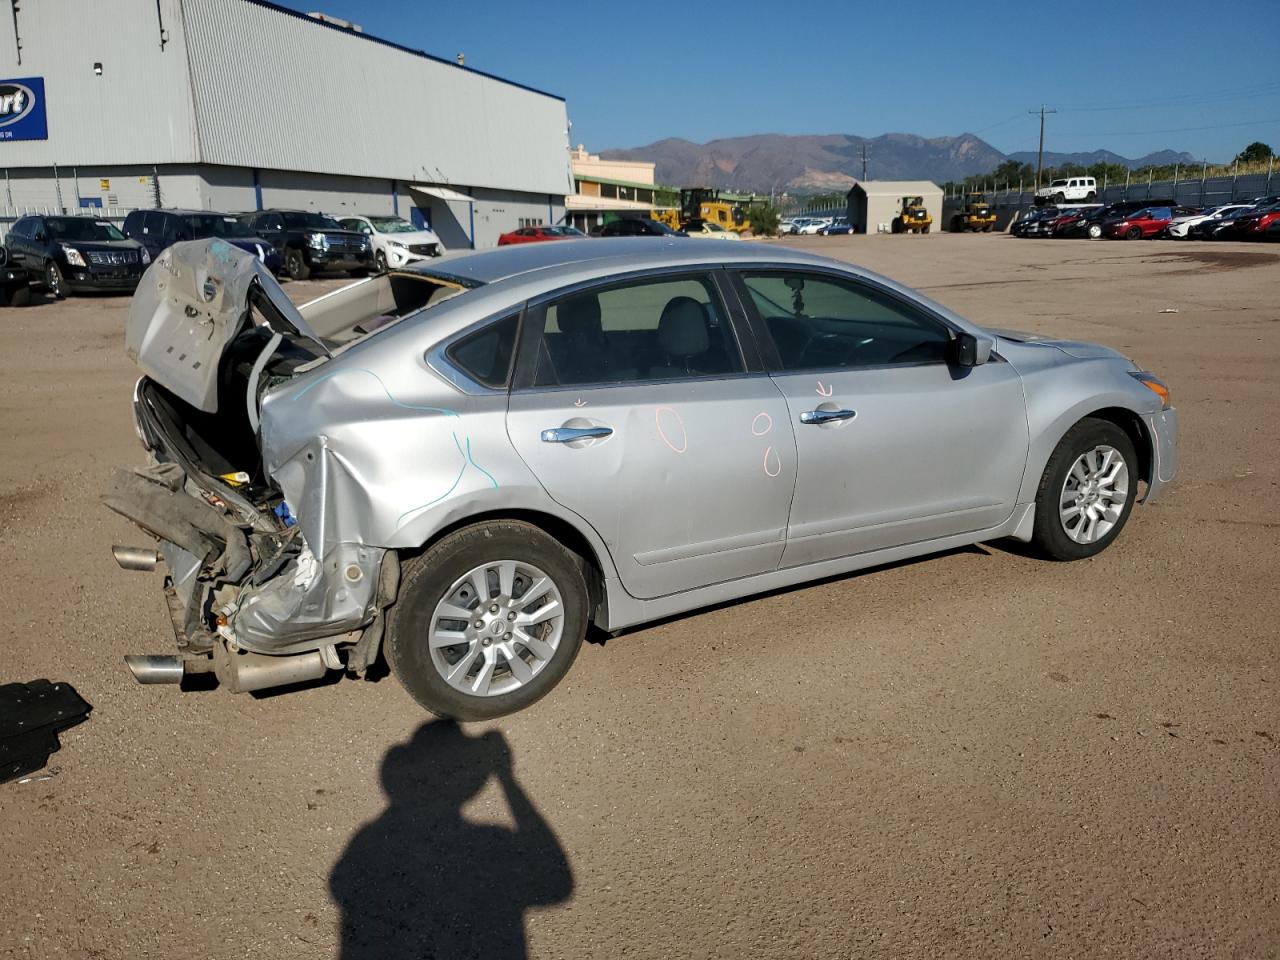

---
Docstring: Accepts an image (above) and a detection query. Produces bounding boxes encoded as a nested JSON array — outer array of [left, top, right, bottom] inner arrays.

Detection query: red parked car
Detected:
[[1042, 207, 1090, 237], [1235, 203, 1280, 239], [497, 224, 586, 245], [1102, 206, 1174, 240]]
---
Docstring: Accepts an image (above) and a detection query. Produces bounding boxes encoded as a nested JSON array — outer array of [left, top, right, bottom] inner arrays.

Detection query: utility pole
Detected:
[[1028, 105, 1057, 189], [860, 143, 869, 181]]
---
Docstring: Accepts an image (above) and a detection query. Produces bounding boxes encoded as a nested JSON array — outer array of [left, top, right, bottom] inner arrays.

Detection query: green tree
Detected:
[[746, 202, 782, 236], [1233, 142, 1273, 165]]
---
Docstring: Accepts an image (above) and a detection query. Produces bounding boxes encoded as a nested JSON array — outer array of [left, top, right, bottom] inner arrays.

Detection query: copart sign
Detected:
[[0, 77, 48, 141]]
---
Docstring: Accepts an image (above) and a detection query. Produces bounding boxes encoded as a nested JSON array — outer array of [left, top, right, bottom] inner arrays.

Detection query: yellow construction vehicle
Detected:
[[652, 188, 756, 234], [892, 196, 932, 234], [950, 193, 997, 233]]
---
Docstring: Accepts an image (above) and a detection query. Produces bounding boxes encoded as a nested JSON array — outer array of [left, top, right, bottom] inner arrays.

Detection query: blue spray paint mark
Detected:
[[288, 367, 459, 417], [396, 431, 499, 525]]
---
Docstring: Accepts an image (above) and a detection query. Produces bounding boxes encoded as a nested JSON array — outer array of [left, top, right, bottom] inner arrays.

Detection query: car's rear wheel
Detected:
[[1031, 418, 1138, 561], [283, 248, 310, 281], [45, 260, 67, 299], [374, 250, 387, 274], [387, 521, 588, 720], [1125, 226, 1143, 240], [1088, 223, 1103, 239]]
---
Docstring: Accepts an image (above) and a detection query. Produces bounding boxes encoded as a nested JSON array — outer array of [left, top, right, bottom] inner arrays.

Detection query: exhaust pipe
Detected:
[[213, 645, 331, 693], [124, 654, 184, 684], [113, 545, 159, 572]]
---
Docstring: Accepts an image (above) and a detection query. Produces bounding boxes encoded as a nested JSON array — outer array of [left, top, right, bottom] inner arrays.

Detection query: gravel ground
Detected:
[[1, 235, 1277, 959]]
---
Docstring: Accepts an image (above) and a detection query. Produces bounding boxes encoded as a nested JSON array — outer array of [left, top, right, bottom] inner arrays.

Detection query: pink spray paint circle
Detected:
[[762, 445, 782, 477], [654, 406, 688, 454], [751, 412, 773, 437]]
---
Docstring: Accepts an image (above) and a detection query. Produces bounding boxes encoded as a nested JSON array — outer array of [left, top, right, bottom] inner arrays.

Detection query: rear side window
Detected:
[[447, 313, 520, 389], [531, 275, 743, 387], [741, 271, 951, 370]]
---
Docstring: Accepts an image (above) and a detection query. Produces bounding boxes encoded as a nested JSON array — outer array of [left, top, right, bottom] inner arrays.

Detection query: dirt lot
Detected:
[[1, 234, 1277, 959]]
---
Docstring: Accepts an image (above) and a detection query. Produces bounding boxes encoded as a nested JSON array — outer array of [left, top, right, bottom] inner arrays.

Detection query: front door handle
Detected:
[[800, 408, 856, 425], [541, 426, 613, 443]]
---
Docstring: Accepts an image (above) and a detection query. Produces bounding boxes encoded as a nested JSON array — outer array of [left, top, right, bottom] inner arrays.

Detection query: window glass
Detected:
[[741, 272, 951, 370], [534, 275, 743, 387], [448, 314, 520, 388]]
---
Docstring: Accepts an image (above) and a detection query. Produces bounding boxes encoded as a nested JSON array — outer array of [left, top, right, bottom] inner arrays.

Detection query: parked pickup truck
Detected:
[[237, 209, 373, 280]]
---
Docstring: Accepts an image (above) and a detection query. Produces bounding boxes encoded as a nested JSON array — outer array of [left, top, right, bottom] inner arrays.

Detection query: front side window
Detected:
[[281, 211, 342, 230], [740, 272, 951, 370], [532, 275, 743, 387], [45, 218, 125, 242]]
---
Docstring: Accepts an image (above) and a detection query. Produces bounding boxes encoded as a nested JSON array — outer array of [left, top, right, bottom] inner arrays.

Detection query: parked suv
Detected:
[[1035, 176, 1098, 206], [338, 215, 444, 272], [123, 209, 282, 273], [4, 214, 148, 297], [597, 218, 685, 237], [0, 244, 30, 306], [237, 209, 372, 280]]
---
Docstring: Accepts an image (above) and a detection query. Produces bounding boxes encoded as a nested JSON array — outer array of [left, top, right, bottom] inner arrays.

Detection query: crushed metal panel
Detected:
[[126, 239, 328, 413]]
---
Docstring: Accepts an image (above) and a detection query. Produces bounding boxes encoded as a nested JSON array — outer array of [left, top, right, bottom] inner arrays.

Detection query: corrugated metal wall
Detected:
[[0, 0, 200, 167], [180, 0, 572, 196]]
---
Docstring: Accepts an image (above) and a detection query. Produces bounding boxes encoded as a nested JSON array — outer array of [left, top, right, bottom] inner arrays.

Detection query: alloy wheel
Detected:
[[427, 560, 565, 698], [1059, 445, 1129, 544]]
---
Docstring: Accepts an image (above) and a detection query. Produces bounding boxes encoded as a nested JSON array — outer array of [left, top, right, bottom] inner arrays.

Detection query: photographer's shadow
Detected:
[[330, 722, 573, 959]]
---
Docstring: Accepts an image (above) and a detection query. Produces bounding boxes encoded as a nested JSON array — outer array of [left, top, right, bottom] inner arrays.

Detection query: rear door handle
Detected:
[[541, 426, 613, 443], [800, 408, 856, 425]]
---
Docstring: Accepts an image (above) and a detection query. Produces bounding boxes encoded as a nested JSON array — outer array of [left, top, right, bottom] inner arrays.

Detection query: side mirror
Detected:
[[34, 231, 46, 242], [953, 332, 993, 367]]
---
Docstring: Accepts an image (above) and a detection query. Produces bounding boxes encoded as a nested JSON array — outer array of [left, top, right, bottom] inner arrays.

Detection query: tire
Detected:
[[1053, 193, 1066, 204], [983, 223, 993, 232], [44, 260, 66, 299], [1125, 226, 1142, 240], [283, 248, 311, 281], [891, 218, 903, 234], [374, 250, 387, 274], [1086, 192, 1096, 201], [1030, 418, 1138, 561], [386, 520, 589, 721], [1088, 224, 1103, 239], [921, 224, 931, 234]]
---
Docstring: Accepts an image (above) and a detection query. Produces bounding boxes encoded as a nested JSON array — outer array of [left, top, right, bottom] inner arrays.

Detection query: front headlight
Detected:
[[387, 239, 404, 249], [1129, 371, 1171, 410], [61, 245, 86, 267], [307, 232, 326, 249]]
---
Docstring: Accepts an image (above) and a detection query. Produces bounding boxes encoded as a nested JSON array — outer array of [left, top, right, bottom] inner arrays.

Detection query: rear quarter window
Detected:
[[446, 314, 520, 389]]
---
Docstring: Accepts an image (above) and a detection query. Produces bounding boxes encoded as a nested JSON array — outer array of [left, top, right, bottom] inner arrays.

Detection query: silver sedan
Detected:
[[110, 237, 1178, 719]]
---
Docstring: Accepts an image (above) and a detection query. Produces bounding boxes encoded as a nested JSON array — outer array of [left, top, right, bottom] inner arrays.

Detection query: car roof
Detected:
[[407, 237, 856, 287]]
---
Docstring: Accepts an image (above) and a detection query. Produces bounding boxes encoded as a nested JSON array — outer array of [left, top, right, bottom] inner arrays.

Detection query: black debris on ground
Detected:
[[0, 680, 92, 784]]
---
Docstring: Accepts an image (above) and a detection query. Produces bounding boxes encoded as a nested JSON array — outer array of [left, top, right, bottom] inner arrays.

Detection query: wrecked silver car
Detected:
[[110, 238, 1177, 720]]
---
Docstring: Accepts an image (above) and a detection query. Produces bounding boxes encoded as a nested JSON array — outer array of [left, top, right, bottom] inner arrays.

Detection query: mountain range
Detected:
[[599, 134, 1199, 193]]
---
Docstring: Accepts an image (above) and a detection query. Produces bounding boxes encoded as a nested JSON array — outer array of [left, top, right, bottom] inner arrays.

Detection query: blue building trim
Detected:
[[468, 201, 476, 250], [391, 180, 398, 216], [252, 168, 263, 210]]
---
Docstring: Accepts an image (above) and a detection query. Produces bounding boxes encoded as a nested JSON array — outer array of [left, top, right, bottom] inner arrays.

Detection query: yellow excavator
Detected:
[[892, 196, 932, 234], [653, 188, 752, 234], [950, 193, 997, 232]]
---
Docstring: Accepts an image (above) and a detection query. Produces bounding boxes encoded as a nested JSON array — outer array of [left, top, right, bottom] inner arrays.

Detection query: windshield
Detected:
[[369, 217, 419, 234], [186, 214, 253, 239], [46, 218, 126, 242], [281, 211, 343, 230], [1049, 179, 1069, 187], [544, 225, 585, 237]]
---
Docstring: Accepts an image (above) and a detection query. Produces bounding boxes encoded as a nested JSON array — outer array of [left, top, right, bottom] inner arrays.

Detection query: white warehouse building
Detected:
[[0, 0, 571, 249]]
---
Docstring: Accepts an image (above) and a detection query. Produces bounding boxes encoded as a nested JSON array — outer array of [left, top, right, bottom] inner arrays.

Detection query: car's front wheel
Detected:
[[374, 250, 387, 274], [387, 521, 589, 720], [45, 260, 67, 299], [1031, 418, 1138, 561], [283, 248, 311, 281], [1088, 223, 1103, 239]]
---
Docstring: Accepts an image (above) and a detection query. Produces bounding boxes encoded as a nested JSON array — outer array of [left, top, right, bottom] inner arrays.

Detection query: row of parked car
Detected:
[[497, 216, 752, 244], [0, 207, 446, 300], [779, 216, 853, 235], [1012, 197, 1280, 241]]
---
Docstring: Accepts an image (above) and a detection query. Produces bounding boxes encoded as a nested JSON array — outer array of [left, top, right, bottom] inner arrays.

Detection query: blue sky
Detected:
[[279, 0, 1280, 162]]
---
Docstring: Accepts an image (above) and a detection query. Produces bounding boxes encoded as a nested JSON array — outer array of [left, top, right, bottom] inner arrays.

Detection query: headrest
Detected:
[[557, 294, 602, 337], [658, 297, 710, 357]]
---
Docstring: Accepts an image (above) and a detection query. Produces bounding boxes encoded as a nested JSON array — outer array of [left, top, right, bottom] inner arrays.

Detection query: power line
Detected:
[[1058, 80, 1280, 112], [1062, 116, 1280, 137]]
